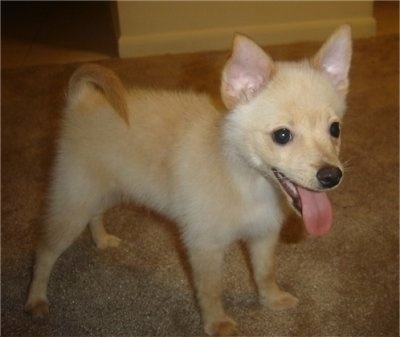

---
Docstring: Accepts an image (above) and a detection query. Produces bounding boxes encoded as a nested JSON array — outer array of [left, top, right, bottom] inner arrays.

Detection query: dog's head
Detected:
[[222, 25, 352, 235]]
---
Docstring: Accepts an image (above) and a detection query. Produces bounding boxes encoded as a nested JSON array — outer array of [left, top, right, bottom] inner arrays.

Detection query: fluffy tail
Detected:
[[68, 63, 129, 125]]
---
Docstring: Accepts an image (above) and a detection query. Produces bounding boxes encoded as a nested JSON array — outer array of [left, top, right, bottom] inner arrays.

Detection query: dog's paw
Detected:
[[95, 233, 121, 249], [205, 316, 237, 336], [262, 291, 299, 311], [24, 298, 49, 317]]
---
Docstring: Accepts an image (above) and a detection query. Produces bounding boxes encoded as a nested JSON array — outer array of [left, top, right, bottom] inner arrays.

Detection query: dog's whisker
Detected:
[[341, 157, 357, 172]]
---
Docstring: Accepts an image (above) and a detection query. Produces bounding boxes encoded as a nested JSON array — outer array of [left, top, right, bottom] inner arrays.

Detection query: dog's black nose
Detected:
[[317, 166, 343, 188]]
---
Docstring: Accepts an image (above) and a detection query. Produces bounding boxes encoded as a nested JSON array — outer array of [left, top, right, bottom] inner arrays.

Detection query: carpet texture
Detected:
[[2, 34, 399, 336]]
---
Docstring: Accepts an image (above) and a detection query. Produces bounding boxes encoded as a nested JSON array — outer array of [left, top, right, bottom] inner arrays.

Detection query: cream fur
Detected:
[[25, 25, 352, 336]]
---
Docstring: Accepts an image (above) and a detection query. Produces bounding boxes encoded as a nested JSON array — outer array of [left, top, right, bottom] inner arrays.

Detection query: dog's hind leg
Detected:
[[247, 231, 299, 310], [24, 163, 105, 317], [89, 213, 121, 249], [24, 207, 92, 317]]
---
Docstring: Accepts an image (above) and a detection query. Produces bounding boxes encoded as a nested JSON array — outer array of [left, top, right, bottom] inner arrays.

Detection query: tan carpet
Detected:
[[2, 34, 398, 336]]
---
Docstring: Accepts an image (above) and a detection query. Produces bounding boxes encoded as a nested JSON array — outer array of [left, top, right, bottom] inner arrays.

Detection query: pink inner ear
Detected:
[[313, 25, 352, 93], [226, 63, 267, 97], [320, 39, 350, 87], [221, 35, 274, 109], [323, 60, 349, 89]]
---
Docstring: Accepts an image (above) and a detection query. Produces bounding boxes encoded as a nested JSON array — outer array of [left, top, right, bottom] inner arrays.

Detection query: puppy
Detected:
[[25, 25, 352, 336]]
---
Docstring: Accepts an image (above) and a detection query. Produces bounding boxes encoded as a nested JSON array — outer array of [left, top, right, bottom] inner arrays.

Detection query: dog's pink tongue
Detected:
[[297, 187, 333, 236]]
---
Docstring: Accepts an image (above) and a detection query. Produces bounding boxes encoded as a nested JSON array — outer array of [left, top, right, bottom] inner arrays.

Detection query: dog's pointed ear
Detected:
[[221, 34, 275, 109], [312, 24, 352, 95]]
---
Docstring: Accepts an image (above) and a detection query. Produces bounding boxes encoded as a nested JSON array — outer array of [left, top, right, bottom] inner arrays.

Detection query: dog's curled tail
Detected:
[[68, 63, 130, 125]]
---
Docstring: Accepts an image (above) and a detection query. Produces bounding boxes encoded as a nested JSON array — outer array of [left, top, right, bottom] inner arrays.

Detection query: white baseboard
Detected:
[[118, 17, 376, 58]]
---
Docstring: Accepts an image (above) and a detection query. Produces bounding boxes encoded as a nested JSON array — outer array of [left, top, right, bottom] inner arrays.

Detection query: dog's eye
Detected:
[[330, 122, 340, 138], [272, 128, 292, 145]]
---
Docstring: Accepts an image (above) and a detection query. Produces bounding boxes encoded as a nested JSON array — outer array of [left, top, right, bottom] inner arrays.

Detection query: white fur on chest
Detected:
[[232, 169, 284, 240], [176, 160, 285, 249]]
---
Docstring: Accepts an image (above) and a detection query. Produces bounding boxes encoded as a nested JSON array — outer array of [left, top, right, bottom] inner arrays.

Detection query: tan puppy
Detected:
[[25, 25, 352, 336]]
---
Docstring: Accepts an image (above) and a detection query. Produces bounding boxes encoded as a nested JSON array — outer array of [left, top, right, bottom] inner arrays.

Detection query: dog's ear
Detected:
[[221, 34, 274, 109], [312, 24, 352, 95]]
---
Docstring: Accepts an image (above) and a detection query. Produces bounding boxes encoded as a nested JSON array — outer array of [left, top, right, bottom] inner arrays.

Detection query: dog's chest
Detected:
[[235, 174, 284, 238]]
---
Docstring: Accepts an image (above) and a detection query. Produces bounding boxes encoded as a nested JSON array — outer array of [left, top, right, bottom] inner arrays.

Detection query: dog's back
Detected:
[[63, 69, 226, 217]]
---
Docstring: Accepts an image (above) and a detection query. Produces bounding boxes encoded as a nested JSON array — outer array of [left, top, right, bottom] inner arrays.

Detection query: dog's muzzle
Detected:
[[271, 165, 343, 236]]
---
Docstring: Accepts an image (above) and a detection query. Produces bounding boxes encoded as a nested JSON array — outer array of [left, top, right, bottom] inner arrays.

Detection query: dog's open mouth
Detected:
[[272, 169, 333, 236], [273, 170, 303, 213]]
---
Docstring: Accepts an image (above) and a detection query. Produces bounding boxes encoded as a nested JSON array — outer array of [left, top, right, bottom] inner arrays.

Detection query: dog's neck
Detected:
[[220, 111, 273, 186]]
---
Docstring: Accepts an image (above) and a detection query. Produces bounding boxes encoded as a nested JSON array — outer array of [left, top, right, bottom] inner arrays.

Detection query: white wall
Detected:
[[116, 1, 376, 58]]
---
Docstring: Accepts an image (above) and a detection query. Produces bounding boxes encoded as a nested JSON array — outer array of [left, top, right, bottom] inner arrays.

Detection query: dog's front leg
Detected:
[[188, 247, 237, 336], [247, 231, 299, 310]]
